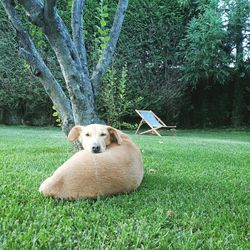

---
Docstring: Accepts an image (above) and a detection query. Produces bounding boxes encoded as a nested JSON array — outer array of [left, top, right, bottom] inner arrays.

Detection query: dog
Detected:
[[39, 124, 144, 199]]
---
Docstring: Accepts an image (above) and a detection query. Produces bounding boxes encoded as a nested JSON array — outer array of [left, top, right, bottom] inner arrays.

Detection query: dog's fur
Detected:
[[39, 124, 144, 199]]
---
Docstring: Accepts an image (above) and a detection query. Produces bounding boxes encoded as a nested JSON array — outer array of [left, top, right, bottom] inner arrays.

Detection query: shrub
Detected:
[[97, 64, 143, 129]]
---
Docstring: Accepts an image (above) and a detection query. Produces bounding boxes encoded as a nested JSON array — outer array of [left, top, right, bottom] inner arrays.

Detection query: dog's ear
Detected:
[[68, 126, 83, 142], [107, 126, 122, 145]]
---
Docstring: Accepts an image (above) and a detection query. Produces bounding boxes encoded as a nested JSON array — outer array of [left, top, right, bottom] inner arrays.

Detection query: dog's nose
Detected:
[[92, 145, 101, 153]]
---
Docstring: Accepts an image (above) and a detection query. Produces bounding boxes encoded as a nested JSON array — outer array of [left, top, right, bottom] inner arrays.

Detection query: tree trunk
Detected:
[[232, 75, 244, 127], [231, 3, 244, 127]]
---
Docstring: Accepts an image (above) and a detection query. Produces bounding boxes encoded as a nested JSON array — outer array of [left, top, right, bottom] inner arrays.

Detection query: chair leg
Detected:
[[140, 128, 153, 135], [170, 128, 176, 136], [153, 129, 161, 137], [140, 128, 161, 137], [135, 119, 144, 134]]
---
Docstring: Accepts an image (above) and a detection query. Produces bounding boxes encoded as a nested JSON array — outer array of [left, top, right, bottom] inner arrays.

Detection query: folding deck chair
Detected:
[[135, 110, 176, 136]]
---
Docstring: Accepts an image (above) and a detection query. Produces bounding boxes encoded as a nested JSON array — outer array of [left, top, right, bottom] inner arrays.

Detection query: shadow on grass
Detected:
[[39, 171, 248, 213]]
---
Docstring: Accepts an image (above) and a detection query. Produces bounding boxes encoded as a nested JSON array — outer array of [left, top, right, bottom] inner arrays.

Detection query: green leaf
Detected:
[[23, 63, 30, 70], [104, 36, 110, 42], [37, 30, 43, 36], [103, 5, 108, 11], [37, 40, 43, 47], [98, 29, 104, 35], [52, 105, 56, 110], [101, 43, 106, 49], [101, 13, 109, 18], [68, 0, 72, 8], [52, 112, 58, 117], [100, 19, 106, 27], [56, 118, 61, 123]]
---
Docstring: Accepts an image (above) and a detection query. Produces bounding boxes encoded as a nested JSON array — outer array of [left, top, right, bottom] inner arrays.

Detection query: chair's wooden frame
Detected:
[[135, 110, 176, 137]]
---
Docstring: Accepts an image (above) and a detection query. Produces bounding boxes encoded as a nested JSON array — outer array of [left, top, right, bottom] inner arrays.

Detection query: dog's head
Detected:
[[68, 124, 122, 153]]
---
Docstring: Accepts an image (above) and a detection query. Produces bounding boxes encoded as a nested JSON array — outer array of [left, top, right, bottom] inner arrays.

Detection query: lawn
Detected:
[[0, 125, 249, 249]]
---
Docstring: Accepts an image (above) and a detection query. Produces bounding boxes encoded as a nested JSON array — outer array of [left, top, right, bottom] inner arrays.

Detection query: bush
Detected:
[[97, 64, 143, 129]]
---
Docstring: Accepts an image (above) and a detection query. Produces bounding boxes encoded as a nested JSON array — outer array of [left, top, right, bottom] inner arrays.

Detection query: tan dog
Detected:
[[39, 124, 144, 199]]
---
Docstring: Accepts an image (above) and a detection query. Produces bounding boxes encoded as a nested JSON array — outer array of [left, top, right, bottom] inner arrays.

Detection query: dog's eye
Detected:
[[100, 133, 107, 136], [85, 133, 90, 137]]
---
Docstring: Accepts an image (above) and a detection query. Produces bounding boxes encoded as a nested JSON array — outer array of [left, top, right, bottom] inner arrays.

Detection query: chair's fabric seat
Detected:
[[138, 111, 162, 128]]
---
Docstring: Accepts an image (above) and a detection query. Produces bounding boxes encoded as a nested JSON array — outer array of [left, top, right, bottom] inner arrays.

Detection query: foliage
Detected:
[[180, 3, 230, 85], [225, 0, 250, 63], [178, 0, 250, 127], [113, 0, 187, 123], [52, 106, 62, 127], [1, 126, 250, 248], [97, 64, 143, 129], [0, 0, 249, 127], [94, 0, 110, 58], [91, 1, 145, 129], [0, 6, 51, 125]]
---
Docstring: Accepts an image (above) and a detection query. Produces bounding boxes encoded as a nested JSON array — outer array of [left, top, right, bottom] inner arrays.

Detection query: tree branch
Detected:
[[1, 0, 74, 134], [44, 0, 56, 21], [72, 0, 89, 77], [17, 0, 44, 26], [91, 0, 129, 96], [17, 0, 97, 124]]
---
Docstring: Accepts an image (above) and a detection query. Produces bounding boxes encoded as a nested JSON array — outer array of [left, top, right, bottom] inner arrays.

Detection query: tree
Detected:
[[225, 0, 250, 126], [180, 3, 230, 85], [1, 0, 128, 135], [180, 0, 250, 127], [179, 2, 230, 127]]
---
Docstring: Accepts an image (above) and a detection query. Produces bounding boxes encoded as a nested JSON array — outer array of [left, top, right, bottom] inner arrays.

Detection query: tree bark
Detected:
[[43, 0, 99, 125], [71, 0, 89, 77], [232, 77, 244, 127], [231, 3, 245, 127]]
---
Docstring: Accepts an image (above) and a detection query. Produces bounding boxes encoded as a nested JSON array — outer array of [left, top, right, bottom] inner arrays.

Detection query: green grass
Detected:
[[0, 125, 250, 249]]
